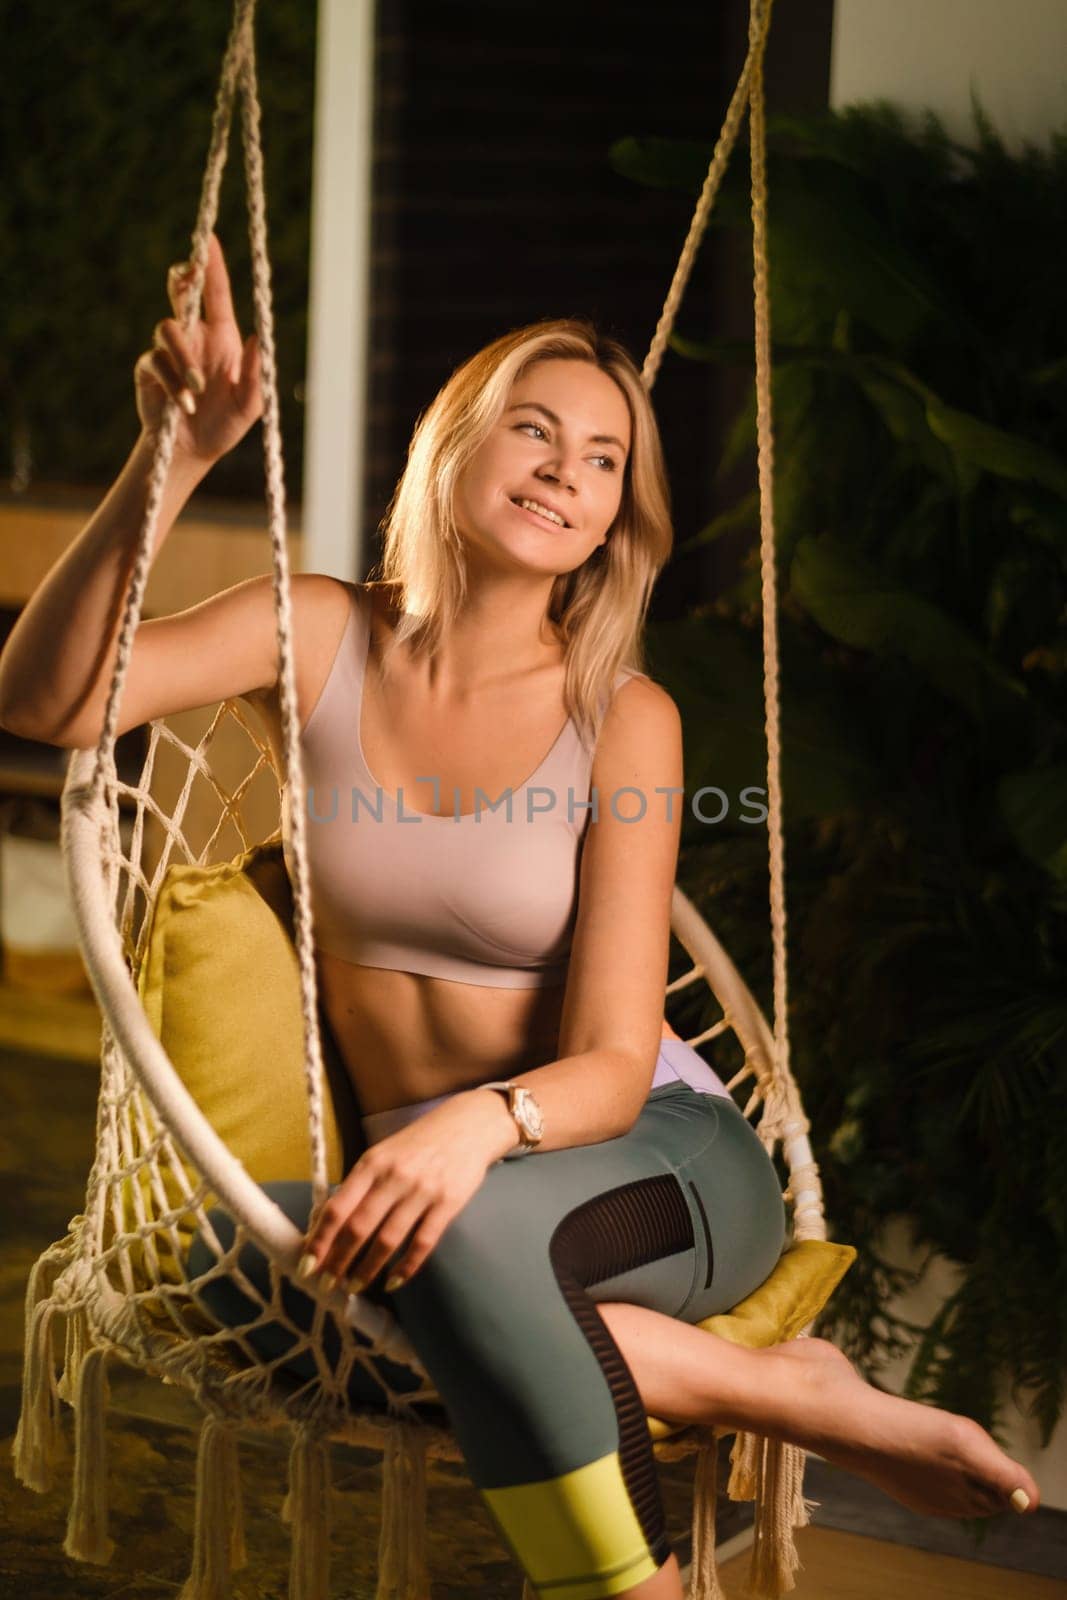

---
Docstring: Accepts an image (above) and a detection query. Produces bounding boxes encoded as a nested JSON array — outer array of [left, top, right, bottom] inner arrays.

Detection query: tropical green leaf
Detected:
[[997, 765, 1067, 878], [607, 134, 740, 202], [924, 393, 1067, 500], [676, 490, 760, 554], [867, 359, 1067, 502], [715, 385, 758, 479], [647, 613, 877, 824], [846, 364, 960, 487], [790, 535, 1030, 726], [667, 332, 816, 367], [1009, 490, 1067, 560], [655, 98, 1067, 1440], [1027, 354, 1067, 387]]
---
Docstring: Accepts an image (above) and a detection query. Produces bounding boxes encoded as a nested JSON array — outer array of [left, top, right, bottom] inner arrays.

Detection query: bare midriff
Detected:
[[246, 583, 578, 1117], [313, 950, 568, 1114]]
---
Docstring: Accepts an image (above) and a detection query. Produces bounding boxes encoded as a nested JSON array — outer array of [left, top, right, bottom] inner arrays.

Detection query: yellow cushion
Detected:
[[646, 1238, 857, 1441], [118, 839, 361, 1285]]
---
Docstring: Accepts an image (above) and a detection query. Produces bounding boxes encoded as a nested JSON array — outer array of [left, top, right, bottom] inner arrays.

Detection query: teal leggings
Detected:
[[188, 1080, 786, 1598]]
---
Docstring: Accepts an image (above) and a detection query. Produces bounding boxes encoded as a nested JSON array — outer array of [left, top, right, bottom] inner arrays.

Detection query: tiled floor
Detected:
[[2, 1033, 1064, 1598]]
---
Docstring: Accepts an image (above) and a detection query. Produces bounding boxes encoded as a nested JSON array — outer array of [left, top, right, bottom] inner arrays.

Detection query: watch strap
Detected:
[[481, 1080, 538, 1155]]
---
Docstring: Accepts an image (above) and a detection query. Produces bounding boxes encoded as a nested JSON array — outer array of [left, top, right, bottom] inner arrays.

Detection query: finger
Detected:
[[343, 1193, 428, 1289], [201, 230, 239, 329], [136, 349, 195, 414], [380, 1199, 456, 1290], [153, 318, 204, 396], [301, 1165, 380, 1272], [322, 1178, 419, 1282]]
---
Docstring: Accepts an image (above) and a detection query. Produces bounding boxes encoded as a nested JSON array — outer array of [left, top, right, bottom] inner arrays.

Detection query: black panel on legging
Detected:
[[548, 1172, 695, 1570]]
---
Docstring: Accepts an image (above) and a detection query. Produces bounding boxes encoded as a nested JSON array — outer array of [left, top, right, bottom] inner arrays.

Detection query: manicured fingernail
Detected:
[[385, 1275, 405, 1293], [1010, 1487, 1030, 1513], [185, 366, 206, 395], [347, 1275, 366, 1294], [319, 1270, 337, 1293], [179, 390, 197, 416], [296, 1253, 319, 1280]]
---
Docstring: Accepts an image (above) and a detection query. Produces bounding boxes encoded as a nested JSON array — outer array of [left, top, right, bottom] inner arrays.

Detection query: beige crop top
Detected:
[[280, 583, 641, 988]]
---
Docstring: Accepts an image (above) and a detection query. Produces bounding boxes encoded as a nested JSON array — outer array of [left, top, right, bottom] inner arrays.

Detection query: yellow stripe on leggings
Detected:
[[481, 1449, 661, 1599]]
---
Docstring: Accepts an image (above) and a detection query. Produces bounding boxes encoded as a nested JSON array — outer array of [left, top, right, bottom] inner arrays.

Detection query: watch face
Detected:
[[518, 1090, 544, 1138]]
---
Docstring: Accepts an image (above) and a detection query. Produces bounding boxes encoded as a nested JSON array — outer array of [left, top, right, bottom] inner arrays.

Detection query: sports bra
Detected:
[[280, 582, 642, 988]]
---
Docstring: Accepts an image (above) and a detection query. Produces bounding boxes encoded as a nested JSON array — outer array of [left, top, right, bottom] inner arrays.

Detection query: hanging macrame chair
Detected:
[[13, 0, 856, 1596]]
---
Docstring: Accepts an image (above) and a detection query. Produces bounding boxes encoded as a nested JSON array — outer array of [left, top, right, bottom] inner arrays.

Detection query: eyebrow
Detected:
[[505, 401, 629, 454]]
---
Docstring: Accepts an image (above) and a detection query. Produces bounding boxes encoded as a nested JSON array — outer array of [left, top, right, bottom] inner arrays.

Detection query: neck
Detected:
[[428, 574, 563, 696]]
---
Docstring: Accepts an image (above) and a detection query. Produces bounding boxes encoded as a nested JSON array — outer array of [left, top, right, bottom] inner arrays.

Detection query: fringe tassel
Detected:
[[726, 1428, 759, 1502], [13, 1285, 67, 1492], [285, 1424, 331, 1600], [63, 1346, 114, 1564], [689, 1437, 727, 1600], [178, 1416, 245, 1600], [57, 1301, 92, 1405], [375, 1421, 430, 1600], [745, 1439, 810, 1599]]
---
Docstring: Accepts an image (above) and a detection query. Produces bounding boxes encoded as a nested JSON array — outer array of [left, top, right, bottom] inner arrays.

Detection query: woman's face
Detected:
[[453, 358, 632, 577]]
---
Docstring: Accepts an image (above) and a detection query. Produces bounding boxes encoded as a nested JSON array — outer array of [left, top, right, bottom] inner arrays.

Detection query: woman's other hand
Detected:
[[296, 1089, 513, 1295], [134, 230, 263, 464]]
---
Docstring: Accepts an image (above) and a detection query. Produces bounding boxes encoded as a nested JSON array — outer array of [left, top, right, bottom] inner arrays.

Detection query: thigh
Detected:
[[384, 1079, 783, 1595], [667, 1090, 788, 1323], [387, 1082, 752, 1482]]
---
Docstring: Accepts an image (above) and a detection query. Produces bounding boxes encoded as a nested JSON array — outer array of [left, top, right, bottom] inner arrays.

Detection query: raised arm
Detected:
[[0, 232, 265, 747]]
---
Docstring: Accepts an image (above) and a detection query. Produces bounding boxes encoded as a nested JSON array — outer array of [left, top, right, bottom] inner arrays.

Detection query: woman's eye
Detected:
[[516, 422, 618, 471]]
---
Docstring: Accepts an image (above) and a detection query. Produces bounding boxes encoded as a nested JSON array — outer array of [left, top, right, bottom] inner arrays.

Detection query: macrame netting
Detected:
[[12, 0, 836, 1596]]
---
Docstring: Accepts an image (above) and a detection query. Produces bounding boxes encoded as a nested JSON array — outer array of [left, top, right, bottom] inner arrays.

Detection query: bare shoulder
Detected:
[[288, 571, 359, 638], [252, 573, 362, 733], [362, 577, 404, 630], [591, 674, 684, 792]]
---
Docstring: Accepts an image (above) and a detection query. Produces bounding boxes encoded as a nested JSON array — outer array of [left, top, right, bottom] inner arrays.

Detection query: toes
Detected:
[[963, 1473, 1009, 1517], [951, 1418, 1039, 1516]]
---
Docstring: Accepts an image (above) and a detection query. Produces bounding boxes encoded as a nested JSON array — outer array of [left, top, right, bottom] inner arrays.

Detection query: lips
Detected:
[[510, 495, 571, 529]]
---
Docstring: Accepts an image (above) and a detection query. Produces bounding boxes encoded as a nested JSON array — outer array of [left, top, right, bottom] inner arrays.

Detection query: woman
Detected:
[[0, 233, 1038, 1600]]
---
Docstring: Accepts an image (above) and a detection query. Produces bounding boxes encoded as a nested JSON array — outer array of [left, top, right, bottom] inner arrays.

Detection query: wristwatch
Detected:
[[481, 1081, 544, 1158]]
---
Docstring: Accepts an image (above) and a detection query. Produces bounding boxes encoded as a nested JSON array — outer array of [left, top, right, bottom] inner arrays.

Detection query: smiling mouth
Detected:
[[510, 497, 571, 529]]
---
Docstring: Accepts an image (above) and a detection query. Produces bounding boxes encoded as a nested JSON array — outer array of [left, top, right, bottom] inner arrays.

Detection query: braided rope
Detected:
[[82, 0, 331, 1215], [641, 0, 773, 391], [641, 0, 802, 1142], [746, 1, 809, 1150], [234, 11, 330, 1219]]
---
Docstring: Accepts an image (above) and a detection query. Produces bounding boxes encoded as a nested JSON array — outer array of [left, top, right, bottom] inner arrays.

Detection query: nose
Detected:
[[536, 457, 578, 496]]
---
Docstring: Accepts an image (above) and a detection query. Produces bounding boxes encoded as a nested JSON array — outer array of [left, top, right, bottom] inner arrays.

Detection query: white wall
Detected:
[[831, 0, 1067, 150], [829, 0, 1067, 1512], [302, 0, 376, 581]]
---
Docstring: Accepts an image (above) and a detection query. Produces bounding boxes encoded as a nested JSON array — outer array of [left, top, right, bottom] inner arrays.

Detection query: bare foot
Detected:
[[768, 1338, 1040, 1520]]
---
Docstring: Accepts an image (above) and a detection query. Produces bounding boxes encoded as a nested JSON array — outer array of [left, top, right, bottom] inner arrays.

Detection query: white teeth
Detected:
[[515, 497, 566, 527]]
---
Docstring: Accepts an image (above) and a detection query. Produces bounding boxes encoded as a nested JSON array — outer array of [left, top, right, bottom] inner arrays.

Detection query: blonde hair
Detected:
[[370, 318, 673, 750]]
